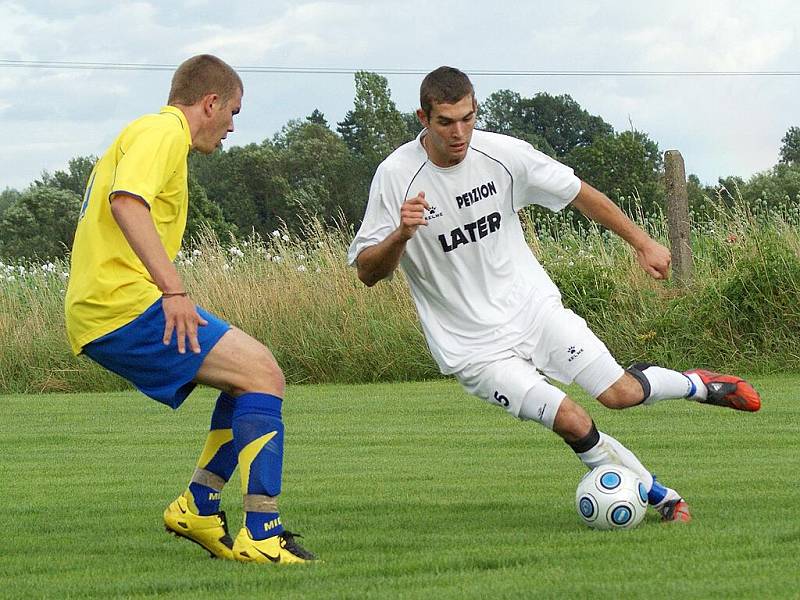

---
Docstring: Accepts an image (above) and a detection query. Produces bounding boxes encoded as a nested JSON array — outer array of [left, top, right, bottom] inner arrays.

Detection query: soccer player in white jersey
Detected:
[[348, 66, 761, 523]]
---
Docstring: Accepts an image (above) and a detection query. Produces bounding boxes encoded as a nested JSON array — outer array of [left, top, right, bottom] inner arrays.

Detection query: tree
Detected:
[[185, 173, 237, 242], [526, 93, 613, 156], [306, 109, 328, 127], [196, 142, 296, 237], [478, 90, 555, 155], [740, 163, 800, 209], [565, 130, 665, 213], [779, 126, 800, 165], [478, 90, 612, 157], [686, 173, 709, 211], [36, 155, 97, 196], [0, 187, 21, 219], [401, 111, 424, 140], [337, 71, 411, 167], [0, 186, 82, 260], [274, 119, 364, 226]]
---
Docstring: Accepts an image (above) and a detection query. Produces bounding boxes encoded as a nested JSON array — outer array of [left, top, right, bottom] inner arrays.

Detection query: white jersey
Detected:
[[347, 129, 581, 374]]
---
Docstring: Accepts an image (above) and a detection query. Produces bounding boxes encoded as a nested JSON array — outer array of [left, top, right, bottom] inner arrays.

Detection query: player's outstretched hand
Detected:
[[636, 239, 671, 280], [162, 295, 209, 354], [398, 192, 430, 241]]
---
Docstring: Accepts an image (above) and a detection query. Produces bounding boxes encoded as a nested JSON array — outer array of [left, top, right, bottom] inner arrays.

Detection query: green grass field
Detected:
[[2, 376, 798, 599]]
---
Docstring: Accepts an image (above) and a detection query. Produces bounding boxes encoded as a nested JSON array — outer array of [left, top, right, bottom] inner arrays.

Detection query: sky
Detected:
[[1, 0, 798, 191]]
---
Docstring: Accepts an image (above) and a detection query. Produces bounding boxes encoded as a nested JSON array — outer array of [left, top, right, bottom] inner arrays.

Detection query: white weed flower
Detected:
[[192, 249, 202, 257], [281, 234, 289, 242], [272, 255, 283, 263], [297, 265, 307, 272], [271, 230, 280, 237]]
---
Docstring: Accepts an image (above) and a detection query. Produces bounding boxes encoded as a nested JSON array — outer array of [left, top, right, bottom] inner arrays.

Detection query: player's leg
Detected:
[[194, 328, 316, 564], [83, 300, 240, 558], [551, 396, 689, 522], [526, 309, 691, 520], [531, 303, 761, 412], [163, 392, 237, 558], [455, 356, 689, 522]]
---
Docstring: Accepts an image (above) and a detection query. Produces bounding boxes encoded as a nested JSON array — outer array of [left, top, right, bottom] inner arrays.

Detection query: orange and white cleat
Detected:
[[658, 498, 692, 523], [685, 369, 761, 412]]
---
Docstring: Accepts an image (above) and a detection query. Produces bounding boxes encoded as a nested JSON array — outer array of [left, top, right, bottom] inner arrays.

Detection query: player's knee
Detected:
[[596, 373, 644, 409], [250, 353, 285, 397], [227, 347, 285, 398]]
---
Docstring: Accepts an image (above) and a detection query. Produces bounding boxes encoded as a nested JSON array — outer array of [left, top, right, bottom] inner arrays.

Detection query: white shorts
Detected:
[[454, 301, 624, 429]]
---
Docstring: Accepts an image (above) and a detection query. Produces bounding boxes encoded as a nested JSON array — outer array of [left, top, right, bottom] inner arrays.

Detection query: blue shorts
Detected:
[[83, 298, 231, 409]]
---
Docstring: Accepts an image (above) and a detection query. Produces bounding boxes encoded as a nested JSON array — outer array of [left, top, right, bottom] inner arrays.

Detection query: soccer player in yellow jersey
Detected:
[[65, 55, 315, 563]]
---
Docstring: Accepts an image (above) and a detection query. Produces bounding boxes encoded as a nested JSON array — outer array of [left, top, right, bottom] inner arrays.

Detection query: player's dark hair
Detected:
[[420, 66, 475, 118], [168, 54, 243, 106]]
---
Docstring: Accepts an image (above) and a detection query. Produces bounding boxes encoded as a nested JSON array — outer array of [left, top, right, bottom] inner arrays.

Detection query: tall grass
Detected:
[[2, 199, 800, 394]]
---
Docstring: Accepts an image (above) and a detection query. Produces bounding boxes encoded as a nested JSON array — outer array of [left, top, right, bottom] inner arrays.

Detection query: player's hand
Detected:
[[636, 239, 671, 280], [398, 192, 430, 241], [161, 295, 208, 354]]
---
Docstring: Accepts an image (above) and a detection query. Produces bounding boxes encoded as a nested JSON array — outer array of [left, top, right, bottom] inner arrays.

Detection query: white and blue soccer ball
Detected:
[[575, 465, 648, 530]]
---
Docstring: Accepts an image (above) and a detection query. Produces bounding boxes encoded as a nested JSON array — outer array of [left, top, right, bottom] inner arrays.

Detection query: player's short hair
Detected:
[[420, 66, 475, 118], [168, 55, 243, 106]]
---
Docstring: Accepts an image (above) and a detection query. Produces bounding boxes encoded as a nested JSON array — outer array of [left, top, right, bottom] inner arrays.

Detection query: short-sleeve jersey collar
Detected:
[[159, 105, 192, 147]]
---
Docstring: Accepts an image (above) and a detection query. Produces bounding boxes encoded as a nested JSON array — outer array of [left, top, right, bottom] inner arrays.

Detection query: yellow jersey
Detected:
[[65, 106, 192, 354]]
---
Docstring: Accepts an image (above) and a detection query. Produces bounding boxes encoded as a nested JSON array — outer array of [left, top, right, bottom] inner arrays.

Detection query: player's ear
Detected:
[[416, 108, 428, 128], [201, 93, 219, 117]]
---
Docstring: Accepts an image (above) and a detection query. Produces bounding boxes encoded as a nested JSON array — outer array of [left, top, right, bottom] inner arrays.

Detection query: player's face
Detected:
[[417, 95, 476, 167], [196, 88, 242, 154]]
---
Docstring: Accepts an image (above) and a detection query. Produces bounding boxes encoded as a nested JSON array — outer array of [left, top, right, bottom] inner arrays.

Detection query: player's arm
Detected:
[[356, 192, 429, 287], [570, 181, 671, 280], [110, 194, 207, 353]]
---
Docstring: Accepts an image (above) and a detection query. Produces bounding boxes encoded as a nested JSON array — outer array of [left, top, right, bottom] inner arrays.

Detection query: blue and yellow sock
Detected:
[[186, 393, 237, 516], [233, 392, 285, 540]]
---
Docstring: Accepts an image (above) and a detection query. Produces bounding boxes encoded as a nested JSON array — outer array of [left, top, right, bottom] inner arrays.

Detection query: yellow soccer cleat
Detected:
[[232, 527, 317, 564], [163, 494, 234, 559]]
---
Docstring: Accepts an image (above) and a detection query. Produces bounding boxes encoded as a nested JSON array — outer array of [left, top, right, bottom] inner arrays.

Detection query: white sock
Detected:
[[576, 432, 654, 490], [636, 365, 705, 404], [577, 432, 684, 505], [685, 372, 708, 400]]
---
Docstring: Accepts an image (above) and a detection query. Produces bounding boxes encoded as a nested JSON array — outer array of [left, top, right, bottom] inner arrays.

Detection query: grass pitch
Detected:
[[2, 376, 798, 599]]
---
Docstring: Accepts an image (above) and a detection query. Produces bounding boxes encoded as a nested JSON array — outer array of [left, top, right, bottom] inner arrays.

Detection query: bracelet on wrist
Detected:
[[161, 291, 188, 298]]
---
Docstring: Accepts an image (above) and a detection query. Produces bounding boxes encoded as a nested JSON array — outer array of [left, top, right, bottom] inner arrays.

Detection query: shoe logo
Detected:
[[255, 547, 281, 563], [263, 518, 282, 532]]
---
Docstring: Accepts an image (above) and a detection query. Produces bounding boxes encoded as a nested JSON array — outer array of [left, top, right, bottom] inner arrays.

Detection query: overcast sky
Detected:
[[1, 0, 798, 192]]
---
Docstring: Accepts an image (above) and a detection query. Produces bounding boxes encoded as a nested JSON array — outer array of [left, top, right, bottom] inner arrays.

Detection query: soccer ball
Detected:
[[575, 465, 648, 530]]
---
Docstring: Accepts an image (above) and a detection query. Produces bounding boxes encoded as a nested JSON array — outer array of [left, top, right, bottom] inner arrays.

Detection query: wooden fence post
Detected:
[[664, 150, 693, 286]]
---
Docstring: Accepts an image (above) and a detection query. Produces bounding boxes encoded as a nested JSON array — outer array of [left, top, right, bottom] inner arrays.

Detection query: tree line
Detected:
[[2, 71, 799, 261]]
